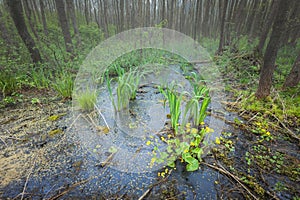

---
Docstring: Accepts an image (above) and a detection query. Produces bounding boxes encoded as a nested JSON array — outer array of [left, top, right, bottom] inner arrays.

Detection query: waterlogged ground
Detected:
[[0, 89, 299, 199]]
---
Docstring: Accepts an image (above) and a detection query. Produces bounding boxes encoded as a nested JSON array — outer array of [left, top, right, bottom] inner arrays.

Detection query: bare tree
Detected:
[[6, 0, 42, 63]]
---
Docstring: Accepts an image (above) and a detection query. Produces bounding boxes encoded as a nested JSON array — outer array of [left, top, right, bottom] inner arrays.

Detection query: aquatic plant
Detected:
[[150, 124, 214, 171], [159, 84, 183, 134], [106, 68, 141, 111], [183, 84, 210, 126]]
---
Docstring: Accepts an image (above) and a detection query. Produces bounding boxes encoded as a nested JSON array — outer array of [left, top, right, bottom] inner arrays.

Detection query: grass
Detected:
[[0, 71, 20, 96], [76, 89, 97, 112], [52, 72, 74, 99]]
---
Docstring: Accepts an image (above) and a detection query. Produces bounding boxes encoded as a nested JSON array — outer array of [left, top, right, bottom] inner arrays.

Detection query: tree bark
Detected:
[[55, 0, 73, 54], [39, 0, 48, 35], [217, 0, 228, 54], [255, 0, 292, 99], [283, 53, 300, 88], [66, 0, 81, 45], [120, 0, 125, 30], [22, 0, 39, 39], [6, 0, 42, 63]]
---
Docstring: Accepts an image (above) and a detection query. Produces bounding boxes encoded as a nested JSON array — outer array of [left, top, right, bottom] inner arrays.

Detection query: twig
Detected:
[[138, 169, 173, 200], [20, 154, 37, 200], [202, 162, 259, 200], [138, 188, 151, 200], [48, 178, 91, 200], [66, 114, 82, 132], [247, 112, 259, 123], [0, 136, 7, 146], [94, 104, 110, 130], [269, 112, 300, 142], [95, 151, 117, 167]]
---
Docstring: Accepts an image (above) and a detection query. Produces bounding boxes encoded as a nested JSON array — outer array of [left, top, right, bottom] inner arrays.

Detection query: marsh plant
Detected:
[[76, 89, 97, 112], [150, 124, 214, 171], [106, 68, 141, 111], [158, 84, 183, 134], [183, 84, 210, 126], [151, 80, 212, 172]]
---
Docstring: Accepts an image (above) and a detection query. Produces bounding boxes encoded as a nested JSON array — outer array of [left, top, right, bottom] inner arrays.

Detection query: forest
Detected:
[[0, 0, 299, 199]]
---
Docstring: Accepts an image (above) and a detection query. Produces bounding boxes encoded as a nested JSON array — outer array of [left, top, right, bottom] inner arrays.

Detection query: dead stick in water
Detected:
[[48, 178, 91, 200], [202, 162, 259, 200]]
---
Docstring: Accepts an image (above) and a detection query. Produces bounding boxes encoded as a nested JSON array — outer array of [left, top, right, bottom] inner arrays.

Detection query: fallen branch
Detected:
[[202, 162, 259, 200]]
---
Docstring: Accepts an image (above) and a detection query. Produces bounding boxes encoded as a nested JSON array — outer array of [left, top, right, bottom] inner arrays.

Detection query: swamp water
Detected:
[[1, 65, 232, 199]]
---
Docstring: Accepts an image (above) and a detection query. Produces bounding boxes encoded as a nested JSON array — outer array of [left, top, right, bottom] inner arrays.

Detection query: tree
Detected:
[[255, 0, 279, 54], [283, 53, 300, 88], [55, 0, 73, 54], [39, 0, 48, 35], [255, 0, 292, 99], [66, 0, 81, 45], [217, 0, 228, 54], [6, 0, 42, 63]]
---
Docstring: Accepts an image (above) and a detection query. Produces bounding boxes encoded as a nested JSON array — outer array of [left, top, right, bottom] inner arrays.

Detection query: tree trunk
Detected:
[[55, 0, 73, 54], [39, 0, 48, 35], [6, 0, 42, 63], [66, 0, 81, 45], [255, 0, 292, 99], [84, 0, 89, 25], [283, 53, 300, 88], [101, 0, 109, 37], [256, 0, 279, 54], [120, 0, 125, 30], [217, 0, 228, 54], [22, 0, 39, 39]]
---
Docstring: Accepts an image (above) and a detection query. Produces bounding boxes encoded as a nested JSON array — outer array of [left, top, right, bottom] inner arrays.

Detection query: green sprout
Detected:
[[76, 89, 97, 112]]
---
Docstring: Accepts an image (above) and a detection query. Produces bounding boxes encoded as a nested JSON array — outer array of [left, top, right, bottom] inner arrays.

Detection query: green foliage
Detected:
[[150, 125, 212, 172], [115, 69, 140, 111], [76, 89, 97, 112], [27, 66, 51, 89], [159, 84, 183, 134], [52, 72, 74, 99], [106, 66, 141, 111], [183, 83, 210, 126], [0, 71, 21, 96]]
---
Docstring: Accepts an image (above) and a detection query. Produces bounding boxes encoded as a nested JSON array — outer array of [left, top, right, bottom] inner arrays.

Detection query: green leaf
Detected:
[[186, 158, 199, 171]]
